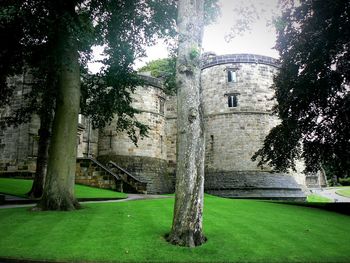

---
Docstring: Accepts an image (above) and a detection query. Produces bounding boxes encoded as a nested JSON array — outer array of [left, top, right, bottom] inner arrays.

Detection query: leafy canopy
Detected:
[[138, 58, 176, 95], [253, 0, 350, 177], [0, 0, 177, 143], [1, 0, 219, 143]]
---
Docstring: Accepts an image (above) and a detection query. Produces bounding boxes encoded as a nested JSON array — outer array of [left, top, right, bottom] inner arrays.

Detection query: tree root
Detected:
[[35, 195, 80, 211], [166, 231, 207, 247]]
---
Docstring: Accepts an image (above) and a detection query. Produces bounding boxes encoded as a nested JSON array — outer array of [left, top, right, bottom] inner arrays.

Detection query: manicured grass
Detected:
[[75, 184, 127, 199], [0, 178, 31, 198], [0, 196, 350, 262], [336, 187, 350, 198], [307, 193, 332, 203], [0, 178, 127, 199]]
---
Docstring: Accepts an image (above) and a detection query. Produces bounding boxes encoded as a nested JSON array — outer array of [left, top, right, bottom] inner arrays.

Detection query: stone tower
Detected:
[[97, 75, 174, 194], [101, 53, 306, 199], [200, 54, 305, 199]]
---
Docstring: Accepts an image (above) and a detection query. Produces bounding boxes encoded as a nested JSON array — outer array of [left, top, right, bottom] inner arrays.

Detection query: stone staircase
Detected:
[[75, 157, 147, 194], [107, 161, 147, 194]]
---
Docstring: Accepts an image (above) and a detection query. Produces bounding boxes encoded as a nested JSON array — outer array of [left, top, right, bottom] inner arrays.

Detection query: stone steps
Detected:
[[205, 171, 307, 201]]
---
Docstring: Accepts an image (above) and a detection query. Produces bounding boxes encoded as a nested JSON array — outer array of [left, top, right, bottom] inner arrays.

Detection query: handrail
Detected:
[[76, 157, 120, 180], [107, 161, 147, 193], [107, 161, 147, 184]]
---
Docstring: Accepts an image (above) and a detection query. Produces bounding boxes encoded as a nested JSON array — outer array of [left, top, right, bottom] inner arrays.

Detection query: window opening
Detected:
[[228, 95, 238, 107], [227, 70, 237, 83], [159, 97, 165, 115], [29, 133, 39, 157]]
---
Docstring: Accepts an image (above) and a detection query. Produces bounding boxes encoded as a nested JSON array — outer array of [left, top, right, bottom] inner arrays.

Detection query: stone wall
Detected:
[[199, 54, 306, 199], [75, 158, 118, 190], [0, 73, 40, 173], [204, 113, 280, 171], [98, 154, 174, 194], [202, 63, 278, 114], [205, 171, 306, 201], [165, 95, 177, 170], [98, 83, 167, 160], [201, 56, 280, 172], [0, 74, 98, 174], [0, 54, 309, 199], [98, 78, 173, 194], [76, 115, 99, 158]]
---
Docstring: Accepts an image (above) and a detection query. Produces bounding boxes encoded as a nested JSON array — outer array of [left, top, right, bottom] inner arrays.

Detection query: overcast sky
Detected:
[[202, 0, 279, 57], [89, 0, 280, 72]]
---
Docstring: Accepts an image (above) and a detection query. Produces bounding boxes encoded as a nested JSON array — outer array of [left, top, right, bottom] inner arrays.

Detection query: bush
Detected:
[[339, 177, 350, 186]]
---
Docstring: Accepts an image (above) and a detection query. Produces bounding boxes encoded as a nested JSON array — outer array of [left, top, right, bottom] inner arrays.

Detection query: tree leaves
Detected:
[[253, 0, 350, 177]]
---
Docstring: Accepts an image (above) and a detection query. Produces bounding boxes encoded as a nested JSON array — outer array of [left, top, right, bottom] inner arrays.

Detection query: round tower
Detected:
[[97, 75, 173, 194], [201, 54, 305, 200]]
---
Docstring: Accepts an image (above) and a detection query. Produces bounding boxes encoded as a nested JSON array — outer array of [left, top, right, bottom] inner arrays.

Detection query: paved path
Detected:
[[310, 187, 350, 202], [0, 193, 173, 209]]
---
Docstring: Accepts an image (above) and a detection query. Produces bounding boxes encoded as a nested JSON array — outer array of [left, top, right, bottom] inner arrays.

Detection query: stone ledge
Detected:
[[205, 170, 306, 201], [138, 74, 164, 90], [204, 111, 274, 118], [202, 53, 280, 69]]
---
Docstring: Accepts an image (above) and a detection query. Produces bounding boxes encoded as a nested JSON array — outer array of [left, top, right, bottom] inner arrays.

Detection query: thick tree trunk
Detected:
[[167, 0, 206, 247], [26, 112, 53, 199], [38, 15, 80, 210]]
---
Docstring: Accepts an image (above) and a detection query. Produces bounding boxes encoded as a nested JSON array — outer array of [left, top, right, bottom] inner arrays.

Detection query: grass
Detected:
[[307, 193, 332, 203], [0, 196, 350, 262], [336, 187, 350, 198], [0, 178, 127, 199]]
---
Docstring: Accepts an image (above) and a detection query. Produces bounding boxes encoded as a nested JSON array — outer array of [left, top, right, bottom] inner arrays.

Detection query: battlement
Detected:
[[202, 53, 280, 69]]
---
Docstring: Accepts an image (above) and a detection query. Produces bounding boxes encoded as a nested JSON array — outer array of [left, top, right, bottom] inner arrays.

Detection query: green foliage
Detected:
[[253, 0, 350, 175], [139, 58, 174, 79], [0, 0, 178, 145], [339, 178, 350, 186], [0, 1, 24, 106], [1, 196, 350, 262], [0, 178, 127, 199], [139, 58, 177, 95], [189, 46, 200, 60], [0, 0, 219, 143]]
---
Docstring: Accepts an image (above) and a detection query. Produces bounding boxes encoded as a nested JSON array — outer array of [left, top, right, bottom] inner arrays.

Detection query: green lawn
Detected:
[[307, 193, 332, 203], [0, 178, 127, 199], [0, 196, 350, 262], [336, 187, 350, 198]]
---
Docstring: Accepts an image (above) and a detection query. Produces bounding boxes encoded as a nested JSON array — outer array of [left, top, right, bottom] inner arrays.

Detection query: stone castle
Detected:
[[1, 53, 326, 200]]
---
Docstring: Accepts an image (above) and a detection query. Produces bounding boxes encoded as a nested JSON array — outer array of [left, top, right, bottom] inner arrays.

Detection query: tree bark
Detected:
[[37, 8, 80, 210], [26, 112, 53, 199], [167, 0, 206, 247]]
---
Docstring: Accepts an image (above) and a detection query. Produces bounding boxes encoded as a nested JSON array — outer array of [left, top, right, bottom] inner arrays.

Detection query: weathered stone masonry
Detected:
[[98, 54, 306, 198], [0, 54, 312, 199], [202, 54, 305, 199]]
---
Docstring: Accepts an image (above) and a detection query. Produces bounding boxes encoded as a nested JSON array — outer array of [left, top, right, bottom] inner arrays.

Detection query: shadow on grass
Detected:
[[269, 201, 350, 216]]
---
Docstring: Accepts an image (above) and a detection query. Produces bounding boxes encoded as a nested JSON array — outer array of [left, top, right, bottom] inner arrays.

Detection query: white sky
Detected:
[[89, 0, 280, 72], [202, 0, 280, 58]]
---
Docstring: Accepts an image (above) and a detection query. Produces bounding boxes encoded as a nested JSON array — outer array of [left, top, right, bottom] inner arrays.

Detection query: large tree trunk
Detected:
[[26, 111, 53, 199], [38, 8, 80, 210], [167, 0, 206, 247]]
